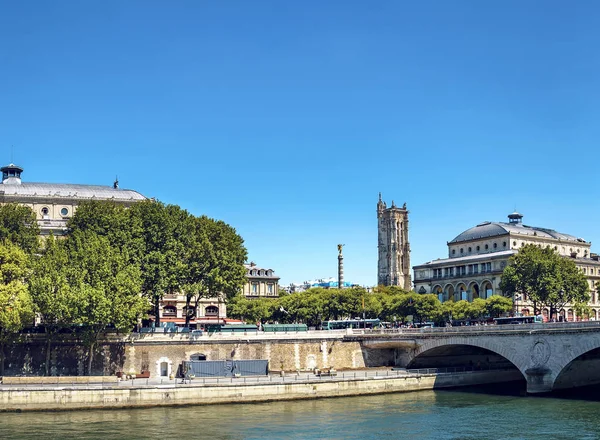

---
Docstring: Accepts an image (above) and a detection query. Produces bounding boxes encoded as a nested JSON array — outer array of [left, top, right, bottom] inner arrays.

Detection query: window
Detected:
[[487, 262, 492, 272], [251, 283, 258, 294], [493, 243, 497, 249], [60, 207, 69, 216], [485, 244, 489, 250], [468, 247, 472, 252], [503, 241, 507, 247], [41, 207, 50, 219], [267, 284, 274, 294], [452, 249, 456, 255], [476, 246, 480, 251], [460, 248, 464, 254], [205, 306, 219, 316], [163, 306, 177, 317], [513, 241, 517, 246]]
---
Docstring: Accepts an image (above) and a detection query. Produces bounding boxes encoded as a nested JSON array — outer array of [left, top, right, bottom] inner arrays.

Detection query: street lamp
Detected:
[[514, 294, 522, 317]]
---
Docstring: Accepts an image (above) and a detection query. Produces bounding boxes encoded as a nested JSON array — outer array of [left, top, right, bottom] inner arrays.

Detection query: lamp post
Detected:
[[514, 294, 521, 316]]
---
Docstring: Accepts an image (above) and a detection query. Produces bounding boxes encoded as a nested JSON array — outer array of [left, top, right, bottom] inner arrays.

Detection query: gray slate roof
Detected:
[[0, 182, 146, 201], [449, 221, 585, 244]]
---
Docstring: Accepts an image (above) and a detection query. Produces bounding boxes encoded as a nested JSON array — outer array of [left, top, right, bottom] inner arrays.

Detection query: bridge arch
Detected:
[[549, 337, 600, 391], [406, 336, 525, 380]]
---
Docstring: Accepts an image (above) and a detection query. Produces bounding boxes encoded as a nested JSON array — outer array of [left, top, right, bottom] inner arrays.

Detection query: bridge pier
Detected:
[[524, 367, 554, 394]]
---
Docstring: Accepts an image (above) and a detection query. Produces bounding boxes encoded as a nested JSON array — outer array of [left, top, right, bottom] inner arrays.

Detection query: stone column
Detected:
[[338, 244, 344, 289]]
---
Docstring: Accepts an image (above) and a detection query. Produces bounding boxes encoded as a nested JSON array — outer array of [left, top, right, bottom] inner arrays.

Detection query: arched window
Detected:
[[163, 306, 177, 317], [205, 306, 219, 316], [41, 207, 50, 219]]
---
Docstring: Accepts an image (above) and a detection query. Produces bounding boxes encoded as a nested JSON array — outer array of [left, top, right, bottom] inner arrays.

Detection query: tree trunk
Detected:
[[154, 297, 161, 327], [185, 295, 192, 327], [0, 341, 5, 377], [45, 335, 52, 376], [88, 341, 95, 376]]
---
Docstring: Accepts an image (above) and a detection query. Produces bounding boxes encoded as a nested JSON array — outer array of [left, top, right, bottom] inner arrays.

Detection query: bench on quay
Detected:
[[315, 367, 337, 377]]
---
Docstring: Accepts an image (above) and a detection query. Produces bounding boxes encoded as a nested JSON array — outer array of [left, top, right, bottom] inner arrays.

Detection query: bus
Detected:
[[494, 315, 543, 325], [321, 319, 381, 330]]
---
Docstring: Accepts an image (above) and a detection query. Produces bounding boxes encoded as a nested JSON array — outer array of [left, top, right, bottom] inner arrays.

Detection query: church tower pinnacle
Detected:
[[377, 194, 411, 290]]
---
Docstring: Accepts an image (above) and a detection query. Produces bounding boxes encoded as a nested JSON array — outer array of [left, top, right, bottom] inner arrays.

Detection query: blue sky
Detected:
[[1, 1, 599, 286]]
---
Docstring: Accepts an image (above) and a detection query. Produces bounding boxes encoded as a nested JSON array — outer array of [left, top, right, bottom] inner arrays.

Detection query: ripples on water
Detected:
[[3, 384, 600, 440]]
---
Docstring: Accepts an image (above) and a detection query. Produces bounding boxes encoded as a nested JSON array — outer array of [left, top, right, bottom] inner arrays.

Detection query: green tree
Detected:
[[67, 200, 144, 262], [64, 230, 147, 374], [129, 200, 182, 326], [0, 241, 35, 375], [227, 295, 277, 324], [450, 300, 472, 320], [469, 298, 488, 320], [0, 203, 39, 253], [485, 295, 513, 318], [500, 244, 590, 319], [29, 236, 81, 375]]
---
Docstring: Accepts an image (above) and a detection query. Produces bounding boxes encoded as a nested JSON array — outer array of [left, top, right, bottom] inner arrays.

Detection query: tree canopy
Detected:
[[0, 241, 35, 375], [227, 286, 513, 327], [0, 204, 39, 253], [500, 244, 590, 319]]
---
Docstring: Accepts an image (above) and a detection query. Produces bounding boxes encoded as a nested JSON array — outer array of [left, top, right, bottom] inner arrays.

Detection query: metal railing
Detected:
[[349, 320, 600, 336]]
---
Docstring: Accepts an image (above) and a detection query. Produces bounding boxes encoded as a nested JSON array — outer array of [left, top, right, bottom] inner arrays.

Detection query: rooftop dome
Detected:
[[449, 212, 584, 244]]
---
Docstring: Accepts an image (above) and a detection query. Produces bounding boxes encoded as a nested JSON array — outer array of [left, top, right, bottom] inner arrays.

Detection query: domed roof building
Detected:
[[413, 212, 600, 321], [0, 162, 145, 236]]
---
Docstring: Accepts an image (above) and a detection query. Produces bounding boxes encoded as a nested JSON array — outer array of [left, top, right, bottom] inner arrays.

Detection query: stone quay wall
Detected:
[[0, 370, 522, 412], [1, 332, 396, 378]]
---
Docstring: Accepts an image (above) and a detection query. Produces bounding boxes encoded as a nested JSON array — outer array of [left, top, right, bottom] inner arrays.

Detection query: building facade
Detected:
[[0, 163, 145, 235], [377, 194, 411, 290], [242, 262, 280, 298], [0, 162, 227, 325], [413, 212, 600, 320]]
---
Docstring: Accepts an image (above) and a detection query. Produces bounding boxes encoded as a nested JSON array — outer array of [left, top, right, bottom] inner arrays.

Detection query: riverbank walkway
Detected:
[[0, 366, 511, 390]]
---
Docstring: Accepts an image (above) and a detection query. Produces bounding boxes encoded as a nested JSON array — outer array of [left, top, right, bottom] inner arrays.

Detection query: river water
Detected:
[[2, 384, 600, 440]]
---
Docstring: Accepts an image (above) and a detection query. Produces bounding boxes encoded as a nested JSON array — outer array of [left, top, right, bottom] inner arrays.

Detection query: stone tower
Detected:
[[377, 193, 411, 289]]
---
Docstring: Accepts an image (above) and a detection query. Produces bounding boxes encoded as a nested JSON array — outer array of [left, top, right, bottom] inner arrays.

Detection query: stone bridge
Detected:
[[345, 322, 600, 393]]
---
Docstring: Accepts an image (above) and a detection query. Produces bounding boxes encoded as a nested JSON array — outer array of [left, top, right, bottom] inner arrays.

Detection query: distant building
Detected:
[[288, 277, 356, 293], [377, 194, 411, 290], [242, 262, 280, 298], [413, 212, 600, 321]]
